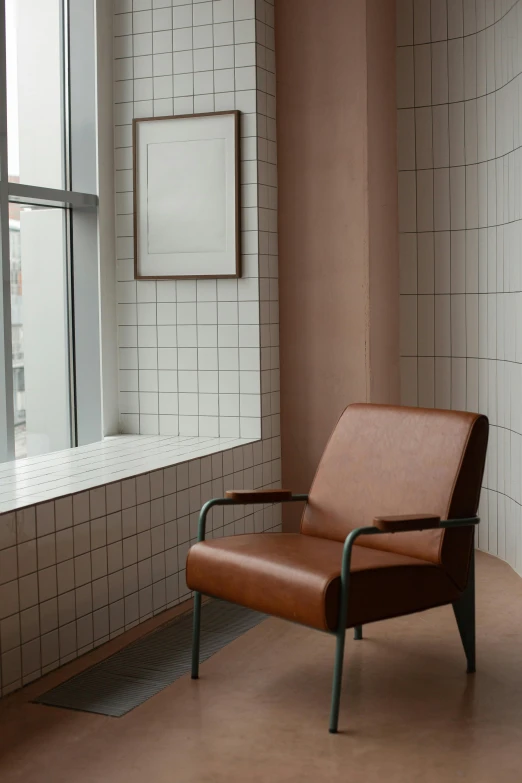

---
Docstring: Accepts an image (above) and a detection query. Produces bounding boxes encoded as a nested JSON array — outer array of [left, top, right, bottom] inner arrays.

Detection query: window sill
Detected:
[[0, 435, 258, 514]]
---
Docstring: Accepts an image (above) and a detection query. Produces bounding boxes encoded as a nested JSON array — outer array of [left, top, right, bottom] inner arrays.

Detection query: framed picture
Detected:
[[133, 110, 240, 280]]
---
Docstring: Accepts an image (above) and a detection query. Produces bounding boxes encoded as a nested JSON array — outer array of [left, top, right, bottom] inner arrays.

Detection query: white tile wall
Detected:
[[0, 437, 283, 696], [114, 0, 278, 443], [397, 0, 522, 575], [0, 0, 281, 698]]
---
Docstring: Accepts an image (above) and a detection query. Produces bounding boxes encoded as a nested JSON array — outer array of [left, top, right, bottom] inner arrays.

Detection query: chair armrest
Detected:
[[225, 489, 294, 503], [196, 492, 308, 542], [373, 514, 440, 532]]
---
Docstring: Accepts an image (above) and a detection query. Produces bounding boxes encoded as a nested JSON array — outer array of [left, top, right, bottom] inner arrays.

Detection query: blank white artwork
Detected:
[[135, 112, 239, 278], [147, 139, 226, 254]]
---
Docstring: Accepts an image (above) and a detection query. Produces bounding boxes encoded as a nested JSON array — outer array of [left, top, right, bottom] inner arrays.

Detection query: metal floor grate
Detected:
[[33, 600, 266, 717]]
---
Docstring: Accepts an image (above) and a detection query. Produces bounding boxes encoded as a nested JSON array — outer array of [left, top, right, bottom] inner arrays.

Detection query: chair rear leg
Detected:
[[452, 550, 476, 673], [354, 625, 363, 640], [329, 627, 347, 733], [191, 591, 202, 679]]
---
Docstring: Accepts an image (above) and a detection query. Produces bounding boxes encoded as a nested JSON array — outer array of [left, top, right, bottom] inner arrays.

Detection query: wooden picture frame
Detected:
[[133, 110, 240, 280]]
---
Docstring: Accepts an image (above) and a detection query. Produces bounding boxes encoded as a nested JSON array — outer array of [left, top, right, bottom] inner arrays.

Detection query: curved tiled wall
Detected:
[[397, 0, 522, 574]]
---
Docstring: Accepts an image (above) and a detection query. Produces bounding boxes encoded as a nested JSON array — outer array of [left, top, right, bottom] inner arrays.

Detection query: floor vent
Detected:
[[34, 600, 265, 717]]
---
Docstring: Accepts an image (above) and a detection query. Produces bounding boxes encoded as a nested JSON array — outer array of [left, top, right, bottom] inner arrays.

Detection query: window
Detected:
[[0, 0, 100, 462]]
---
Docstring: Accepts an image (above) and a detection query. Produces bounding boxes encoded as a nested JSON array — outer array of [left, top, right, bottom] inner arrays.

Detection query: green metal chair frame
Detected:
[[191, 495, 478, 734]]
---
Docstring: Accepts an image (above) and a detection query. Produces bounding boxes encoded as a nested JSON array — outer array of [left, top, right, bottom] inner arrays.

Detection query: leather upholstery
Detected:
[[301, 405, 488, 590], [186, 404, 488, 630], [186, 533, 461, 631]]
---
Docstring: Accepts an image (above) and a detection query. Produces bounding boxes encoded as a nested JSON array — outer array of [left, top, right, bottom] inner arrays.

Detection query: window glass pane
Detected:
[[10, 205, 71, 458], [6, 0, 65, 188]]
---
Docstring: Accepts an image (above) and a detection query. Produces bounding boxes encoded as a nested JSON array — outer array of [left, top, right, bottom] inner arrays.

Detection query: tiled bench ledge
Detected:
[[0, 434, 283, 697], [0, 435, 256, 513]]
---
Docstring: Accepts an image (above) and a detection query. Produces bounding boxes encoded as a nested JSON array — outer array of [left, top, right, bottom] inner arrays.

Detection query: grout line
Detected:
[[398, 55, 522, 111], [445, 0, 453, 413], [398, 0, 520, 48], [413, 0, 419, 405], [398, 141, 522, 174]]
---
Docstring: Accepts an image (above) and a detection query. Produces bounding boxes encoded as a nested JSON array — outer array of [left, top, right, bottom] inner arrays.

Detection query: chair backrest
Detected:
[[301, 404, 489, 590]]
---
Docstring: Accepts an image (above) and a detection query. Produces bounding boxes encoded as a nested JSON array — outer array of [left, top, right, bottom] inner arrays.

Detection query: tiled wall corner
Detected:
[[114, 0, 278, 441], [0, 0, 281, 697], [397, 0, 522, 575]]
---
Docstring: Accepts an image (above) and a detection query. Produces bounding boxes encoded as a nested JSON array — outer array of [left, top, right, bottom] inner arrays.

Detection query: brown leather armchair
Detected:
[[187, 404, 489, 732]]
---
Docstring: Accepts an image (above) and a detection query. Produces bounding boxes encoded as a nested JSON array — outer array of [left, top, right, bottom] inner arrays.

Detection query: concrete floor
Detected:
[[0, 551, 521, 783]]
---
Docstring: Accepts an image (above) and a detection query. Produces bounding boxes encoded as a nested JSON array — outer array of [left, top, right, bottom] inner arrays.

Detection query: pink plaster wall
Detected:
[[275, 0, 399, 529]]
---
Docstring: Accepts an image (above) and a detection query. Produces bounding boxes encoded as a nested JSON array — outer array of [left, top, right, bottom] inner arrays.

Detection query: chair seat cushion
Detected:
[[186, 533, 461, 632]]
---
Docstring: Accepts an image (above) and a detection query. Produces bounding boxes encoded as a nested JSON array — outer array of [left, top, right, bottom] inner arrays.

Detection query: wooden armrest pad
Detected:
[[225, 489, 293, 503], [373, 514, 441, 532]]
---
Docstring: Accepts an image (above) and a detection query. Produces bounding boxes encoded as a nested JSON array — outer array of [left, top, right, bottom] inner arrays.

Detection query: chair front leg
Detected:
[[191, 498, 235, 680], [329, 626, 347, 733], [191, 591, 202, 679], [452, 543, 476, 673], [329, 528, 373, 732], [329, 527, 381, 733]]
